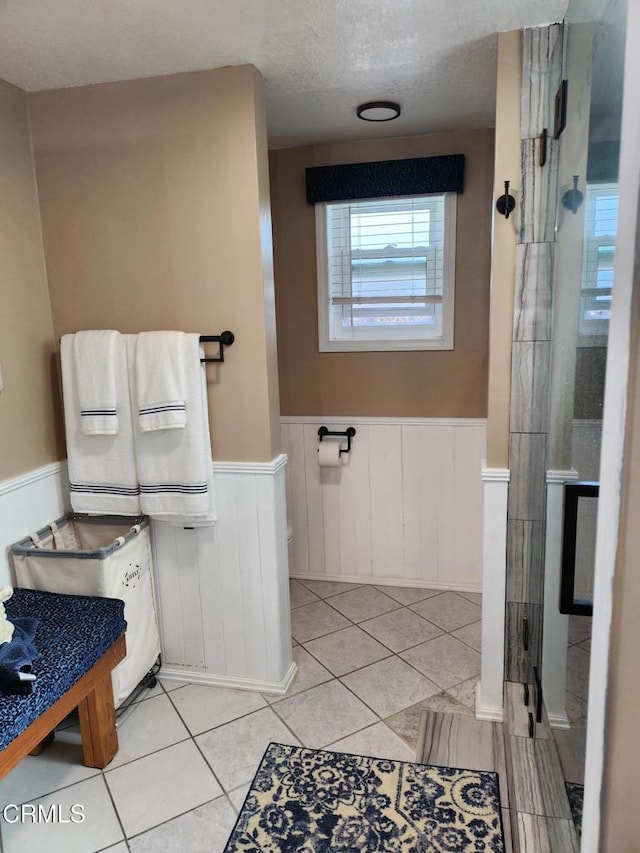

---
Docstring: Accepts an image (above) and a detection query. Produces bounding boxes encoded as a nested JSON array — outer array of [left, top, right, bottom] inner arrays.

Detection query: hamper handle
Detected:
[[29, 531, 44, 549]]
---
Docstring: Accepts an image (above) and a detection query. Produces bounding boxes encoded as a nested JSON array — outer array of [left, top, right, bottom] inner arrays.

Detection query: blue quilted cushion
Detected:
[[0, 588, 126, 751]]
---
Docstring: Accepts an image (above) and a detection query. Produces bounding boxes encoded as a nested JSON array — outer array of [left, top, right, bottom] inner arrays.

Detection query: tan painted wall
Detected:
[[28, 65, 280, 462], [485, 30, 521, 468], [0, 79, 63, 480], [269, 128, 494, 418]]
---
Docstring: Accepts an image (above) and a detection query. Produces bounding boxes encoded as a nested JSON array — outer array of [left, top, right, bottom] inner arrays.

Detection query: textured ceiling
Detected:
[[0, 0, 568, 147]]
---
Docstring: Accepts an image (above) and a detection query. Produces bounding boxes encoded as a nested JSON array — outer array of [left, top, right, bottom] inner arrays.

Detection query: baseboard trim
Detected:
[[291, 572, 482, 594], [159, 661, 298, 695], [0, 460, 67, 496], [475, 683, 504, 722], [547, 712, 572, 730]]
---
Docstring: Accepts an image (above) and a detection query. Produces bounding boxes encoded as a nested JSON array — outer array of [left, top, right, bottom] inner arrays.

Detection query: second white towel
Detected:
[[135, 331, 187, 432], [132, 334, 215, 524]]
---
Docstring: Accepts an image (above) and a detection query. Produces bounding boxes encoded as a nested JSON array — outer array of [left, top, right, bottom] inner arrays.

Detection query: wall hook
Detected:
[[496, 180, 516, 219], [562, 175, 584, 214]]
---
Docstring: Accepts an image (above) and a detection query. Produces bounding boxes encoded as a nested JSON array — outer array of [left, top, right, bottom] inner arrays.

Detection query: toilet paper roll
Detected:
[[318, 441, 343, 467]]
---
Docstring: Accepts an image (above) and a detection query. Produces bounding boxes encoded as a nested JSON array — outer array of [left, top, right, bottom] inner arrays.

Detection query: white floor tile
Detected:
[[196, 706, 300, 792], [296, 579, 363, 598], [451, 620, 482, 652], [128, 796, 236, 853], [374, 585, 442, 605], [303, 626, 391, 676], [264, 646, 332, 703], [326, 722, 416, 762], [274, 680, 377, 749], [409, 592, 482, 632], [341, 656, 440, 718], [566, 645, 590, 701], [400, 635, 481, 689], [102, 844, 129, 853], [289, 579, 319, 609], [328, 586, 400, 623], [0, 729, 99, 807], [105, 740, 221, 838], [565, 690, 588, 726], [158, 677, 191, 692], [228, 784, 251, 814], [568, 614, 592, 646], [458, 592, 483, 605], [130, 681, 164, 704], [360, 608, 442, 652], [169, 683, 266, 735], [290, 600, 351, 642], [1, 775, 122, 853], [385, 694, 474, 753], [446, 677, 480, 712], [109, 693, 189, 769]]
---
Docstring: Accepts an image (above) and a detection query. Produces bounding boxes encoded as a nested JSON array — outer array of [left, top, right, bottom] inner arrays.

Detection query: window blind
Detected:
[[326, 195, 446, 330], [581, 183, 618, 327]]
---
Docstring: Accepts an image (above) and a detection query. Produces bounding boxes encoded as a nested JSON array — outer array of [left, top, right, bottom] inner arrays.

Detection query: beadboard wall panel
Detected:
[[0, 462, 69, 587], [282, 417, 486, 591], [153, 456, 295, 693]]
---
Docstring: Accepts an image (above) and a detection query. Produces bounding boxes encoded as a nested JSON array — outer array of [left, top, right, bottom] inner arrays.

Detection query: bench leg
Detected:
[[29, 731, 56, 756], [78, 672, 119, 768]]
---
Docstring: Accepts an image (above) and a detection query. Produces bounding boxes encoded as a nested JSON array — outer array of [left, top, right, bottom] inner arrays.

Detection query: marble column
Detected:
[[505, 24, 563, 683]]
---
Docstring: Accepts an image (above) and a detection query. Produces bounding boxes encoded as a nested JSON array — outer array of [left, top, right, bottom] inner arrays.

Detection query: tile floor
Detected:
[[565, 613, 592, 730], [0, 580, 482, 853]]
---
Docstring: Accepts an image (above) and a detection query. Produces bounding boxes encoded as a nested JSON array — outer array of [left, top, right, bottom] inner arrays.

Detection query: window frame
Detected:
[[315, 192, 457, 353], [578, 180, 618, 345]]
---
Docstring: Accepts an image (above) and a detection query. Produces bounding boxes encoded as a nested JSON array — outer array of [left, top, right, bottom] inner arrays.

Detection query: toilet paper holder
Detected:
[[317, 426, 356, 455]]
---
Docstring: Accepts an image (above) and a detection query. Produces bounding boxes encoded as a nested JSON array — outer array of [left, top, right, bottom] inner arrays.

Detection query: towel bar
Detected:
[[58, 331, 236, 365], [199, 331, 235, 363]]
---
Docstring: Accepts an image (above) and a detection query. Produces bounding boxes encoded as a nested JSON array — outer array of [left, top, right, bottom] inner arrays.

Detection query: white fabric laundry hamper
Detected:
[[11, 514, 161, 708]]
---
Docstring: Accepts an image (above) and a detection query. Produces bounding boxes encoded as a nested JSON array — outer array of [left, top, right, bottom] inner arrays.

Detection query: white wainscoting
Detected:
[[281, 417, 486, 592], [0, 461, 70, 587], [152, 454, 295, 694], [477, 466, 510, 722], [542, 469, 578, 730]]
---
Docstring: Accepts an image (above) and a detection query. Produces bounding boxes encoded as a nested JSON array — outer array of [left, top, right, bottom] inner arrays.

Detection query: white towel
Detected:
[[73, 330, 120, 435], [61, 334, 141, 515], [135, 331, 188, 432], [132, 334, 215, 525]]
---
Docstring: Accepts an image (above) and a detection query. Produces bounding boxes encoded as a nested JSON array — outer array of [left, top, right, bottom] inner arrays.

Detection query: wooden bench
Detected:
[[0, 588, 126, 779]]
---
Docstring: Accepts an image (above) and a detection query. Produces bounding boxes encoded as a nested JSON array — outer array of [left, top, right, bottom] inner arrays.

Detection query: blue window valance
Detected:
[[305, 154, 465, 205]]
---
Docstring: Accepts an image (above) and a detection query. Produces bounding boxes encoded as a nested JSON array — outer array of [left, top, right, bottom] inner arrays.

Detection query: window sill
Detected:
[[318, 336, 454, 353]]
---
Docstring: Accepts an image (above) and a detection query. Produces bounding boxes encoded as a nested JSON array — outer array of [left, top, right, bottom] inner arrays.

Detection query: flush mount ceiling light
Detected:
[[356, 101, 401, 122]]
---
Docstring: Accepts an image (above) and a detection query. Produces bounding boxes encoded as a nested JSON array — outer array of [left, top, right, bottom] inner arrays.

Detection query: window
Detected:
[[316, 193, 457, 351], [579, 182, 618, 339]]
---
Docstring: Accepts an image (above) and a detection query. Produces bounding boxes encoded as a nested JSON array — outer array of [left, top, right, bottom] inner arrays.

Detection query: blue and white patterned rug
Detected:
[[224, 742, 505, 852]]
